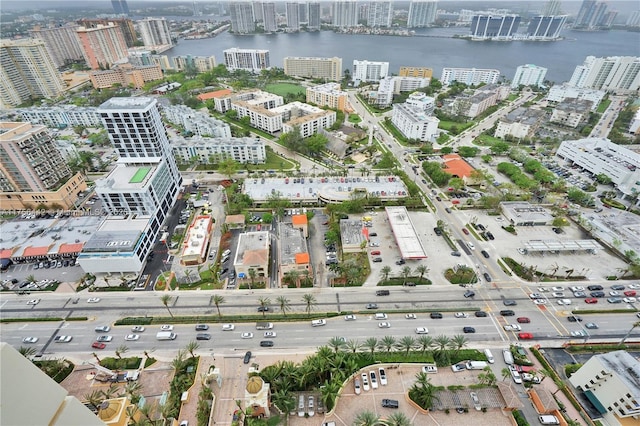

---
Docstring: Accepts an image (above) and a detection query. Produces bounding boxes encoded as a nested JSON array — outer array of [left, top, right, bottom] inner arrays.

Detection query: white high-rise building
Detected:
[[367, 1, 393, 27], [0, 38, 66, 108], [569, 56, 640, 93], [441, 67, 500, 85], [333, 1, 358, 28], [627, 11, 640, 27], [224, 48, 270, 72], [512, 64, 548, 89], [353, 60, 389, 82], [137, 17, 173, 46], [542, 0, 561, 16], [308, 2, 321, 30], [29, 24, 84, 68], [284, 56, 342, 81], [392, 103, 439, 142], [407, 0, 438, 28], [262, 2, 278, 32], [286, 2, 300, 30], [229, 2, 256, 33]]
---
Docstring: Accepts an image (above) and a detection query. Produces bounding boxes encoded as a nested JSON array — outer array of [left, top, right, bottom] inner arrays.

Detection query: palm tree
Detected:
[[160, 294, 174, 318], [271, 388, 295, 425], [172, 350, 187, 372], [352, 410, 381, 426], [302, 293, 317, 317], [327, 337, 346, 353], [416, 335, 434, 354], [408, 372, 439, 410], [620, 321, 640, 344], [364, 337, 379, 355], [284, 270, 301, 288], [501, 367, 511, 381], [414, 265, 429, 284], [381, 412, 412, 426], [276, 295, 291, 316], [448, 335, 469, 353], [84, 389, 104, 411], [248, 268, 256, 289], [320, 378, 342, 412], [100, 383, 120, 400], [433, 335, 451, 352], [379, 265, 392, 282], [345, 339, 361, 353], [400, 265, 411, 285], [18, 346, 37, 358], [212, 294, 225, 318], [380, 336, 397, 353], [258, 297, 271, 317], [397, 336, 417, 355], [115, 345, 128, 360], [185, 341, 200, 358]]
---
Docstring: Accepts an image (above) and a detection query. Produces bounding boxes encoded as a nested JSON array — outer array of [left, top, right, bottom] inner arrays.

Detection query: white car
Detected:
[[131, 326, 145, 332], [503, 324, 522, 331], [87, 297, 101, 303], [557, 299, 572, 305], [54, 335, 72, 343], [629, 284, 640, 289], [264, 331, 277, 338], [22, 337, 38, 344], [26, 299, 40, 305], [311, 319, 326, 327], [517, 248, 526, 255], [415, 327, 429, 334], [529, 293, 544, 299], [369, 371, 378, 389], [571, 330, 587, 337], [551, 286, 564, 292], [361, 373, 370, 391], [124, 334, 140, 341], [344, 314, 357, 321], [533, 299, 547, 305], [552, 292, 565, 298], [537, 287, 549, 292], [610, 290, 620, 296], [374, 313, 388, 320], [405, 313, 417, 319], [160, 325, 174, 331], [623, 297, 637, 303], [378, 322, 391, 328], [569, 286, 585, 292], [241, 332, 254, 339], [222, 324, 235, 331], [454, 312, 468, 318], [354, 378, 361, 395], [378, 368, 387, 386]]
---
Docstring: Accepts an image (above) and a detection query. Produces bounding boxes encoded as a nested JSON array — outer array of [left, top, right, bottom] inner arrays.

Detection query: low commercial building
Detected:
[[385, 206, 427, 259], [291, 214, 308, 238], [171, 136, 266, 165], [500, 201, 553, 226], [278, 222, 310, 286], [550, 98, 593, 128], [339, 219, 367, 253], [306, 83, 348, 111], [556, 137, 640, 199], [180, 215, 213, 265], [494, 107, 545, 139], [90, 63, 163, 89], [234, 231, 270, 284], [162, 105, 231, 138], [391, 103, 440, 142], [569, 350, 640, 425]]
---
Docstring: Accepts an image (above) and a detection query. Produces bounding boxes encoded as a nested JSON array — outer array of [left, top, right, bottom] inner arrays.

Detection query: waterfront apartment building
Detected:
[[80, 97, 182, 274], [172, 55, 216, 73], [569, 351, 640, 425], [353, 60, 389, 82], [575, 0, 616, 30], [511, 64, 547, 89], [405, 92, 435, 114], [627, 11, 640, 28], [399, 66, 433, 78], [17, 106, 101, 127], [286, 2, 300, 30], [90, 63, 163, 89], [283, 56, 342, 81], [367, 1, 393, 27], [76, 23, 129, 70], [0, 122, 86, 210], [306, 83, 348, 111], [569, 56, 640, 93], [29, 24, 84, 68], [171, 136, 266, 165], [163, 105, 231, 138], [137, 17, 173, 47], [308, 2, 321, 30], [262, 2, 278, 32], [224, 48, 270, 72], [229, 2, 256, 33], [407, 0, 438, 28], [0, 38, 66, 109], [333, 1, 358, 28], [549, 98, 593, 128], [494, 107, 545, 139], [443, 84, 510, 118], [441, 67, 500, 85], [77, 18, 137, 48], [470, 15, 521, 40], [526, 15, 566, 40], [391, 103, 439, 142], [546, 84, 604, 109], [279, 102, 337, 137]]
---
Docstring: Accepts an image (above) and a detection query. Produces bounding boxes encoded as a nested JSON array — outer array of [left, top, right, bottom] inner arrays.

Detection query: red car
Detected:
[[371, 250, 381, 256], [91, 342, 106, 349], [624, 290, 637, 297], [518, 332, 534, 340], [585, 298, 598, 304], [462, 228, 469, 235], [516, 317, 531, 323]]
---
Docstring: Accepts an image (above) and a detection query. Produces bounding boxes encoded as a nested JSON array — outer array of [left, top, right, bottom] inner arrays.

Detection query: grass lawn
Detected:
[[348, 114, 362, 123], [258, 149, 297, 170], [597, 99, 612, 113], [475, 134, 505, 146], [438, 120, 474, 133], [265, 83, 305, 97]]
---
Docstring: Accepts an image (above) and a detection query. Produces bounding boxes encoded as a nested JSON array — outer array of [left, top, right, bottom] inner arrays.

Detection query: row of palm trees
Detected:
[[325, 334, 469, 356], [379, 265, 430, 284]]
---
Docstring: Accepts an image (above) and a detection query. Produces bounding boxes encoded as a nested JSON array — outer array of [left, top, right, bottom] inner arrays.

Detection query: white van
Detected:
[[538, 415, 560, 425], [503, 349, 514, 365], [156, 331, 177, 340], [466, 361, 488, 370], [484, 349, 495, 364]]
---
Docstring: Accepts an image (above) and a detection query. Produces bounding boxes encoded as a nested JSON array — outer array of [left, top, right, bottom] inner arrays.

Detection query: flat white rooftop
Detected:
[[385, 206, 427, 259], [182, 215, 211, 258]]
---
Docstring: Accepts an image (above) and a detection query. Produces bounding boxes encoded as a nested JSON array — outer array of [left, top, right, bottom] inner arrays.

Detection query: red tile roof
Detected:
[[21, 246, 50, 257], [295, 253, 310, 264], [442, 154, 474, 178], [197, 89, 232, 101], [58, 242, 84, 254], [0, 249, 13, 259], [292, 215, 308, 225]]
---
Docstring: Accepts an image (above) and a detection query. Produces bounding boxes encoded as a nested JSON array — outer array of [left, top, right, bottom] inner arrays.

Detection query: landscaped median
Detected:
[[0, 316, 87, 323]]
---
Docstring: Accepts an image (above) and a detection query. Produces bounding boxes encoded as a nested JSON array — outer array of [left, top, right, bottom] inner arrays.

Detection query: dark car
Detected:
[[486, 232, 495, 240], [451, 251, 462, 257], [381, 399, 399, 408], [588, 285, 603, 291], [372, 257, 383, 263], [503, 300, 517, 306], [611, 284, 625, 291], [567, 315, 582, 322], [433, 227, 443, 236], [463, 326, 476, 333], [221, 268, 229, 275], [445, 207, 452, 213], [590, 291, 605, 298], [435, 196, 442, 201], [481, 250, 490, 258], [430, 312, 443, 319], [376, 290, 390, 296], [369, 232, 378, 237], [195, 324, 209, 331], [483, 273, 492, 282], [257, 306, 269, 312], [259, 340, 274, 347], [243, 351, 252, 364], [474, 311, 487, 317], [196, 333, 211, 340], [464, 290, 476, 298], [395, 259, 406, 265], [500, 310, 515, 316]]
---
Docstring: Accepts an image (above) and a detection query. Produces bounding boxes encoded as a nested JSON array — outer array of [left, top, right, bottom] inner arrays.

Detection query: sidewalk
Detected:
[[176, 354, 217, 426]]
